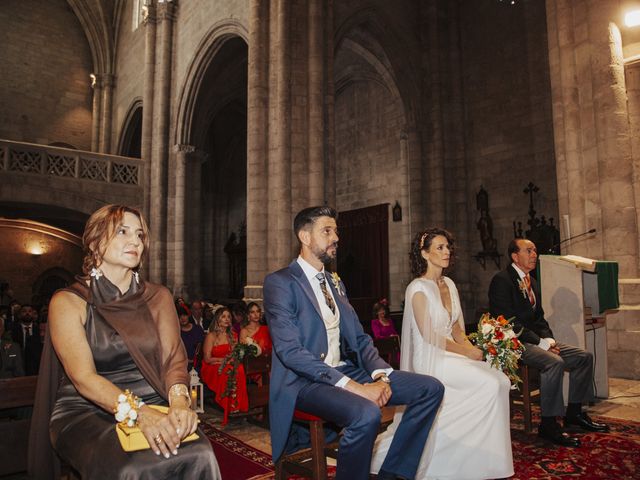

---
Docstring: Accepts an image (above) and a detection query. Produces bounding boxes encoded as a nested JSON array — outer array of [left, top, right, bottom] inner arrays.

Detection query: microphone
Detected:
[[548, 229, 596, 253]]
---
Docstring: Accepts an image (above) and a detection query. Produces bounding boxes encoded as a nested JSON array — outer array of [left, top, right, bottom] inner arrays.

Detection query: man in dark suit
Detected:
[[0, 315, 24, 378], [10, 304, 42, 375], [489, 238, 608, 447], [263, 206, 444, 480]]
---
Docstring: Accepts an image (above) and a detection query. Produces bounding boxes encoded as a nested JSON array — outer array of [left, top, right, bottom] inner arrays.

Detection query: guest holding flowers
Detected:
[[239, 302, 272, 355], [370, 299, 399, 340], [200, 306, 248, 425]]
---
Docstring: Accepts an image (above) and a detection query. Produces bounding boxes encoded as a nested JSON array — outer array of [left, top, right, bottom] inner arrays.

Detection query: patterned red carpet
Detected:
[[203, 408, 640, 479]]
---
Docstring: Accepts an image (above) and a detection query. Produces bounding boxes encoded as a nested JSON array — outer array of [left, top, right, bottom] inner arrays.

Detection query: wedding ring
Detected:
[[154, 434, 162, 445]]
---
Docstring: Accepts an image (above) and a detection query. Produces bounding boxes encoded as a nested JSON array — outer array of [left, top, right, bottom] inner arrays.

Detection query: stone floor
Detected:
[[205, 376, 640, 456]]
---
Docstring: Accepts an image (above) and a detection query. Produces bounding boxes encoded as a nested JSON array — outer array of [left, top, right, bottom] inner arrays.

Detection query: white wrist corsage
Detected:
[[114, 390, 145, 428]]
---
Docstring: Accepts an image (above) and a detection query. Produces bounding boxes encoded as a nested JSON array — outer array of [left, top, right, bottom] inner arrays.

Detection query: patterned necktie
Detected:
[[524, 274, 535, 306], [316, 273, 336, 314]]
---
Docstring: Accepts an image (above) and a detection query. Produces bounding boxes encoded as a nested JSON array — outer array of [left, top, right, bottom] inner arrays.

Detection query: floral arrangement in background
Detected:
[[468, 313, 524, 388], [218, 340, 261, 401]]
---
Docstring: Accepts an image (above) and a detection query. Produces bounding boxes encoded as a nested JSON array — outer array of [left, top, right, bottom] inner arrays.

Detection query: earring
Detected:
[[133, 271, 140, 283], [90, 268, 103, 280]]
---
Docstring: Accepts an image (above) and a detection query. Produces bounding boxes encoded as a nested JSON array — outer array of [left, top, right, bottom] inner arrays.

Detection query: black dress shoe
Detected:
[[565, 412, 610, 432], [538, 424, 581, 447]]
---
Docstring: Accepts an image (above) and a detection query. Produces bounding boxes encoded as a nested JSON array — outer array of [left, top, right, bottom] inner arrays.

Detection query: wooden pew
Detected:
[[373, 335, 401, 370], [0, 375, 38, 476]]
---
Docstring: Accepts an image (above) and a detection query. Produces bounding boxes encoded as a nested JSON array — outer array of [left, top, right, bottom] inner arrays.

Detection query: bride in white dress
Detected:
[[371, 228, 513, 480]]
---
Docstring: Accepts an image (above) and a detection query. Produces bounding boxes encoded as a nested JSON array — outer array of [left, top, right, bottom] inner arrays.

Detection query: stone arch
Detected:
[[174, 19, 249, 146], [333, 9, 418, 308], [66, 0, 114, 75], [117, 98, 143, 158]]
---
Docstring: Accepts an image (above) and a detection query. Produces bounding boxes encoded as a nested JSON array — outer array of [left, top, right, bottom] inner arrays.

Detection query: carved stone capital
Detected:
[[157, 1, 177, 22], [174, 144, 196, 154]]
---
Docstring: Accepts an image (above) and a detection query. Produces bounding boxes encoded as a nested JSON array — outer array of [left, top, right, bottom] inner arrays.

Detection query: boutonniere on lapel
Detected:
[[330, 272, 344, 296], [517, 279, 528, 300]]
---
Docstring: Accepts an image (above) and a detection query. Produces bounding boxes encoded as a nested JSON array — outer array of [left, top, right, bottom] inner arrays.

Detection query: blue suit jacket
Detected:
[[263, 260, 390, 461]]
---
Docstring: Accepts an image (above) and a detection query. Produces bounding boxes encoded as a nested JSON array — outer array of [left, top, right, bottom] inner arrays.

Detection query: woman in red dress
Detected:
[[239, 302, 272, 355], [200, 306, 248, 425]]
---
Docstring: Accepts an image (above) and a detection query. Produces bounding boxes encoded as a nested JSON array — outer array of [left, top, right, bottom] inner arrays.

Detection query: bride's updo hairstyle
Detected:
[[409, 227, 455, 277], [82, 204, 150, 275]]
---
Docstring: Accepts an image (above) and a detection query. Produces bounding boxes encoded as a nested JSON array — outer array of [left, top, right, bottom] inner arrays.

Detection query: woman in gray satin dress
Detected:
[[40, 205, 219, 479]]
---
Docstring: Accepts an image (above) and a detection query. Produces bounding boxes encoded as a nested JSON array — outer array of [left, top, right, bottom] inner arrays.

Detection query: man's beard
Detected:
[[315, 243, 338, 266]]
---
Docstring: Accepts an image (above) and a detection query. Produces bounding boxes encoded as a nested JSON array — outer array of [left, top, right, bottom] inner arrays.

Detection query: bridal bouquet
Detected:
[[468, 313, 524, 388], [219, 340, 261, 401]]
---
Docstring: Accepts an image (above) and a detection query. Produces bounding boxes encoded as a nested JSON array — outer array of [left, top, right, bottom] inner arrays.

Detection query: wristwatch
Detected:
[[375, 374, 391, 385]]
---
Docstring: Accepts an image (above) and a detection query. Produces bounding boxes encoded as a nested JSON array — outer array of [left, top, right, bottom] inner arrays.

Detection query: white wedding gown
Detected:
[[371, 277, 513, 480]]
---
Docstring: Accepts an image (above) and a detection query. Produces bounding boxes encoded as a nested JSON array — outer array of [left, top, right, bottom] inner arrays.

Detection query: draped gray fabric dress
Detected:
[[49, 276, 220, 479]]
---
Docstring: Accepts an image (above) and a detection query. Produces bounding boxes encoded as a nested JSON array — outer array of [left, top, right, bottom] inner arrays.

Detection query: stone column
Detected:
[[245, 0, 334, 299], [172, 143, 195, 297], [245, 0, 270, 300], [99, 74, 115, 154], [267, 0, 292, 274], [91, 75, 103, 152], [546, 0, 638, 270], [149, 0, 176, 283], [546, 0, 640, 378], [307, 0, 324, 205], [141, 3, 156, 218]]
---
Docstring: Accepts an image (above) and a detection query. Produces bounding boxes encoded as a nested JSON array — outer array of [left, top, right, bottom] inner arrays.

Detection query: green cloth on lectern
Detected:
[[595, 261, 619, 311]]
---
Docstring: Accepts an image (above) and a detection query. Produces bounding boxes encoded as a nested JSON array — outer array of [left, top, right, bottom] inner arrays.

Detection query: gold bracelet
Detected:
[[168, 383, 190, 405]]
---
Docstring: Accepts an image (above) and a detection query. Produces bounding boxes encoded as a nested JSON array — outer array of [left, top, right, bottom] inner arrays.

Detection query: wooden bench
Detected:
[[0, 375, 38, 476]]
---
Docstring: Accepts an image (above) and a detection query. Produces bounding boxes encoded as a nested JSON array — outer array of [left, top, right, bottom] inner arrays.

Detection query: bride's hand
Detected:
[[467, 346, 483, 361]]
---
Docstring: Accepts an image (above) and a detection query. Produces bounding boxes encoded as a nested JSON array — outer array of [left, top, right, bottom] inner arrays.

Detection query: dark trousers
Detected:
[[295, 363, 444, 480], [521, 342, 594, 417]]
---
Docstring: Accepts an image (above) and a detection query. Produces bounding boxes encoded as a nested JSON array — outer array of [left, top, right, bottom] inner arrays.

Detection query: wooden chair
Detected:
[[244, 354, 271, 423], [510, 364, 540, 433], [275, 406, 395, 480], [373, 335, 401, 369], [0, 375, 38, 476]]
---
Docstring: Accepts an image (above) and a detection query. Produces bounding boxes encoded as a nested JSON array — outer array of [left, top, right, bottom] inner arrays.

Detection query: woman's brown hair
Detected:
[[81, 204, 150, 274], [409, 227, 455, 278]]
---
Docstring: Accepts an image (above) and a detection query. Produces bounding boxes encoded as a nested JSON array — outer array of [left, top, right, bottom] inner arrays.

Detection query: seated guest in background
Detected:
[[240, 302, 272, 356], [0, 315, 24, 378], [179, 305, 205, 370], [190, 300, 205, 329], [370, 299, 398, 340], [231, 301, 247, 335], [11, 304, 42, 375], [200, 306, 248, 425], [489, 238, 609, 447], [202, 302, 215, 331], [30, 204, 219, 479]]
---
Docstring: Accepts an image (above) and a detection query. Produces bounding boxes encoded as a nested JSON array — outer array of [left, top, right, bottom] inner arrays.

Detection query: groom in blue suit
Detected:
[[264, 206, 444, 480]]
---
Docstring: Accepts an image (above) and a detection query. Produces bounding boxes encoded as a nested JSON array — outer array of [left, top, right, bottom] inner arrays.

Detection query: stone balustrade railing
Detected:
[[0, 139, 143, 186]]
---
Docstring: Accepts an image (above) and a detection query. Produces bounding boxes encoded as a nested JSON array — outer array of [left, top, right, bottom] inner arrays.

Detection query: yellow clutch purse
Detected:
[[116, 405, 199, 452]]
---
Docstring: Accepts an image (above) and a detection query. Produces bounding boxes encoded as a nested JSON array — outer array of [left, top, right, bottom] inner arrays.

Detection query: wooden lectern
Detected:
[[538, 255, 619, 399]]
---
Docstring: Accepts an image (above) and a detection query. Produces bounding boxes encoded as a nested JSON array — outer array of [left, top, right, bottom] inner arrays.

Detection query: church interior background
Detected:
[[1, 0, 639, 380]]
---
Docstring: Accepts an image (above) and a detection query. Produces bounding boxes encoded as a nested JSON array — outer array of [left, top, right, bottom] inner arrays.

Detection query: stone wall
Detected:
[[0, 220, 83, 304], [459, 0, 557, 315], [0, 0, 93, 149], [112, 0, 145, 153]]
